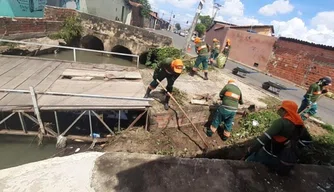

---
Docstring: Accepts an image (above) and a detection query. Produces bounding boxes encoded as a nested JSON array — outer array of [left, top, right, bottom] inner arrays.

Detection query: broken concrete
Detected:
[[1, 152, 333, 192], [0, 37, 65, 56]]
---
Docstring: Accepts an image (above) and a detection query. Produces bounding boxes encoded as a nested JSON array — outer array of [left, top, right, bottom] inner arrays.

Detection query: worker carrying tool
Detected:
[[298, 76, 332, 120], [209, 38, 220, 64], [244, 100, 312, 176], [144, 58, 184, 110], [205, 79, 243, 140], [190, 37, 210, 80]]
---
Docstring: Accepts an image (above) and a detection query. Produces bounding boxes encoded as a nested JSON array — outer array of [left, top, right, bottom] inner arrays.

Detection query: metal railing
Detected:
[[0, 39, 140, 68]]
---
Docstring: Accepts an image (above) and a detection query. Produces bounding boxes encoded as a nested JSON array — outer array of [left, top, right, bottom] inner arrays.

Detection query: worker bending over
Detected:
[[144, 58, 184, 110], [245, 100, 312, 176], [298, 76, 331, 120], [205, 79, 243, 140], [209, 38, 220, 64], [190, 37, 210, 80]]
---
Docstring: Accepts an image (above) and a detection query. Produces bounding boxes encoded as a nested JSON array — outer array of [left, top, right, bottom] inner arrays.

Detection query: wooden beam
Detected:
[[29, 87, 45, 135]]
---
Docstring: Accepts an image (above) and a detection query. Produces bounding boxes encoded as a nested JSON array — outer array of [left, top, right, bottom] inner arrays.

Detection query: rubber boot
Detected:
[[204, 127, 213, 137], [164, 95, 170, 110], [144, 87, 152, 98], [190, 69, 196, 77], [204, 72, 208, 80]]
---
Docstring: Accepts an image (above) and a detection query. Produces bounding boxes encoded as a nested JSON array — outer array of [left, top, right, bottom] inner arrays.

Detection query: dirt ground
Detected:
[[140, 68, 270, 110], [104, 115, 328, 159]]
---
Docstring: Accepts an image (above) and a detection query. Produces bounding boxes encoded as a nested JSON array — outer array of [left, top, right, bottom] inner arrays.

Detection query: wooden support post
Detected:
[[29, 87, 45, 135], [0, 112, 15, 125], [89, 110, 93, 139], [18, 112, 27, 133], [54, 111, 60, 135], [22, 112, 38, 124], [127, 109, 147, 129], [145, 108, 149, 131], [91, 110, 115, 136], [61, 110, 86, 136], [118, 110, 121, 132]]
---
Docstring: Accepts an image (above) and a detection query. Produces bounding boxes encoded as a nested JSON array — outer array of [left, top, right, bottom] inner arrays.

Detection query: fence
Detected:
[[0, 39, 140, 68]]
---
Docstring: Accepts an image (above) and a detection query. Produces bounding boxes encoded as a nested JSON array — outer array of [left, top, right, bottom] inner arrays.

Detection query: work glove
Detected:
[[321, 89, 329, 94]]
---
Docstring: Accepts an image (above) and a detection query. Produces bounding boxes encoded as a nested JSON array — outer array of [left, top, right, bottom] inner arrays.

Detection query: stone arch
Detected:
[[80, 35, 104, 50], [111, 45, 133, 61]]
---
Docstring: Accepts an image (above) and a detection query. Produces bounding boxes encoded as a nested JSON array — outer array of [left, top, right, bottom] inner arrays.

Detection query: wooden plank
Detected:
[[38, 79, 149, 107], [0, 57, 26, 77], [0, 59, 48, 100], [63, 68, 142, 79], [105, 71, 142, 79], [62, 68, 105, 78], [2, 61, 61, 106], [0, 57, 13, 67], [35, 62, 70, 94]]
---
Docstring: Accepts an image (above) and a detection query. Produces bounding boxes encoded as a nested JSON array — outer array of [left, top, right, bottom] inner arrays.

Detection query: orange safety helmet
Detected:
[[194, 37, 201, 43], [226, 39, 231, 46], [171, 59, 184, 74]]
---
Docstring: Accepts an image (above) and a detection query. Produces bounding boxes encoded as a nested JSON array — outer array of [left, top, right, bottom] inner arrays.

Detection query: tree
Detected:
[[195, 23, 206, 37], [175, 23, 181, 30], [199, 15, 213, 30], [127, 0, 151, 17]]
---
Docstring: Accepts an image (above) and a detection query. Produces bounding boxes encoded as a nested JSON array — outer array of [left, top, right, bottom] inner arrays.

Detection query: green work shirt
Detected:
[[222, 45, 231, 57], [304, 83, 323, 103], [156, 57, 174, 74], [213, 42, 220, 52], [250, 118, 312, 155], [219, 83, 243, 110], [195, 42, 209, 56]]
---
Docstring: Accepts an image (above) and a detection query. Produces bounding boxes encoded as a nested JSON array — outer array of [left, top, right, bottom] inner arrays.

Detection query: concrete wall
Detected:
[[231, 27, 273, 36], [81, 0, 131, 25], [267, 38, 334, 87], [44, 6, 172, 55]]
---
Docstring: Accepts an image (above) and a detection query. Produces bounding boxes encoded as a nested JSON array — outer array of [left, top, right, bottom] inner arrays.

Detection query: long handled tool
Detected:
[[155, 79, 209, 150], [298, 94, 324, 115]]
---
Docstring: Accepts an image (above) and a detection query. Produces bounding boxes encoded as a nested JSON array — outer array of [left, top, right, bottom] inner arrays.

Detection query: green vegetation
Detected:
[[129, 0, 151, 17], [49, 16, 82, 44], [229, 110, 279, 144], [145, 47, 182, 69], [195, 23, 206, 37], [258, 96, 281, 109], [175, 23, 181, 31], [325, 91, 334, 100], [195, 15, 213, 37]]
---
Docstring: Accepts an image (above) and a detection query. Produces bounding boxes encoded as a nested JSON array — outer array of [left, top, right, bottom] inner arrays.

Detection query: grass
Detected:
[[321, 124, 334, 133], [325, 91, 334, 100], [258, 96, 281, 109]]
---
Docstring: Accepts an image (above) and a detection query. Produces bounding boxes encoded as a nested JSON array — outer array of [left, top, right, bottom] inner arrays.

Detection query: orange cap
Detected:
[[171, 59, 184, 74], [194, 37, 201, 43], [228, 79, 235, 84]]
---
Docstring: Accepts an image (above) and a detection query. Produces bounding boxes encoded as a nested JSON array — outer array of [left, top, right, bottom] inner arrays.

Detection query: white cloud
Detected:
[[311, 11, 334, 30], [271, 16, 334, 46], [227, 16, 262, 26], [258, 0, 294, 16]]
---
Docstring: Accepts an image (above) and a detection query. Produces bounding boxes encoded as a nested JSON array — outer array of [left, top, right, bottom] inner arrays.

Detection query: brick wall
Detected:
[[149, 105, 212, 130], [0, 17, 63, 39], [267, 38, 334, 87], [44, 6, 77, 21]]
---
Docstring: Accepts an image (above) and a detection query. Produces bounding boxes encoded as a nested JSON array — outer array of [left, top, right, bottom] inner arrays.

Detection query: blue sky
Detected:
[[149, 0, 334, 46]]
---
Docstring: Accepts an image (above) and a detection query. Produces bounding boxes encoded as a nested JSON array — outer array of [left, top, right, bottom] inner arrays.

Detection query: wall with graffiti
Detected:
[[0, 0, 80, 17]]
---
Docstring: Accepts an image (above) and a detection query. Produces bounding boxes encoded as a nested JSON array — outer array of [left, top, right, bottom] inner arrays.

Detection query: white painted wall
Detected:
[[79, 0, 131, 24]]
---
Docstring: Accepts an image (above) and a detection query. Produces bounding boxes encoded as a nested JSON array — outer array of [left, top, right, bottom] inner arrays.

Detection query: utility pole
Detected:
[[183, 0, 205, 54]]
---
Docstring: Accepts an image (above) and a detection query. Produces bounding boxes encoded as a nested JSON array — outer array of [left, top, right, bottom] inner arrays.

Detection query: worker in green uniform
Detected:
[[144, 58, 184, 110], [222, 39, 231, 56], [244, 100, 312, 175], [190, 37, 210, 80], [205, 79, 244, 140], [298, 76, 331, 120], [209, 38, 220, 64]]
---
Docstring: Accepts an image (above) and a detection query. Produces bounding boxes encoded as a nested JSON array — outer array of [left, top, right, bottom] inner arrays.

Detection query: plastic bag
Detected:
[[216, 54, 227, 68]]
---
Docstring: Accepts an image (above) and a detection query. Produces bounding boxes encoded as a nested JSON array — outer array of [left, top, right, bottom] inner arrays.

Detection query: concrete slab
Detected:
[[0, 152, 333, 192]]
